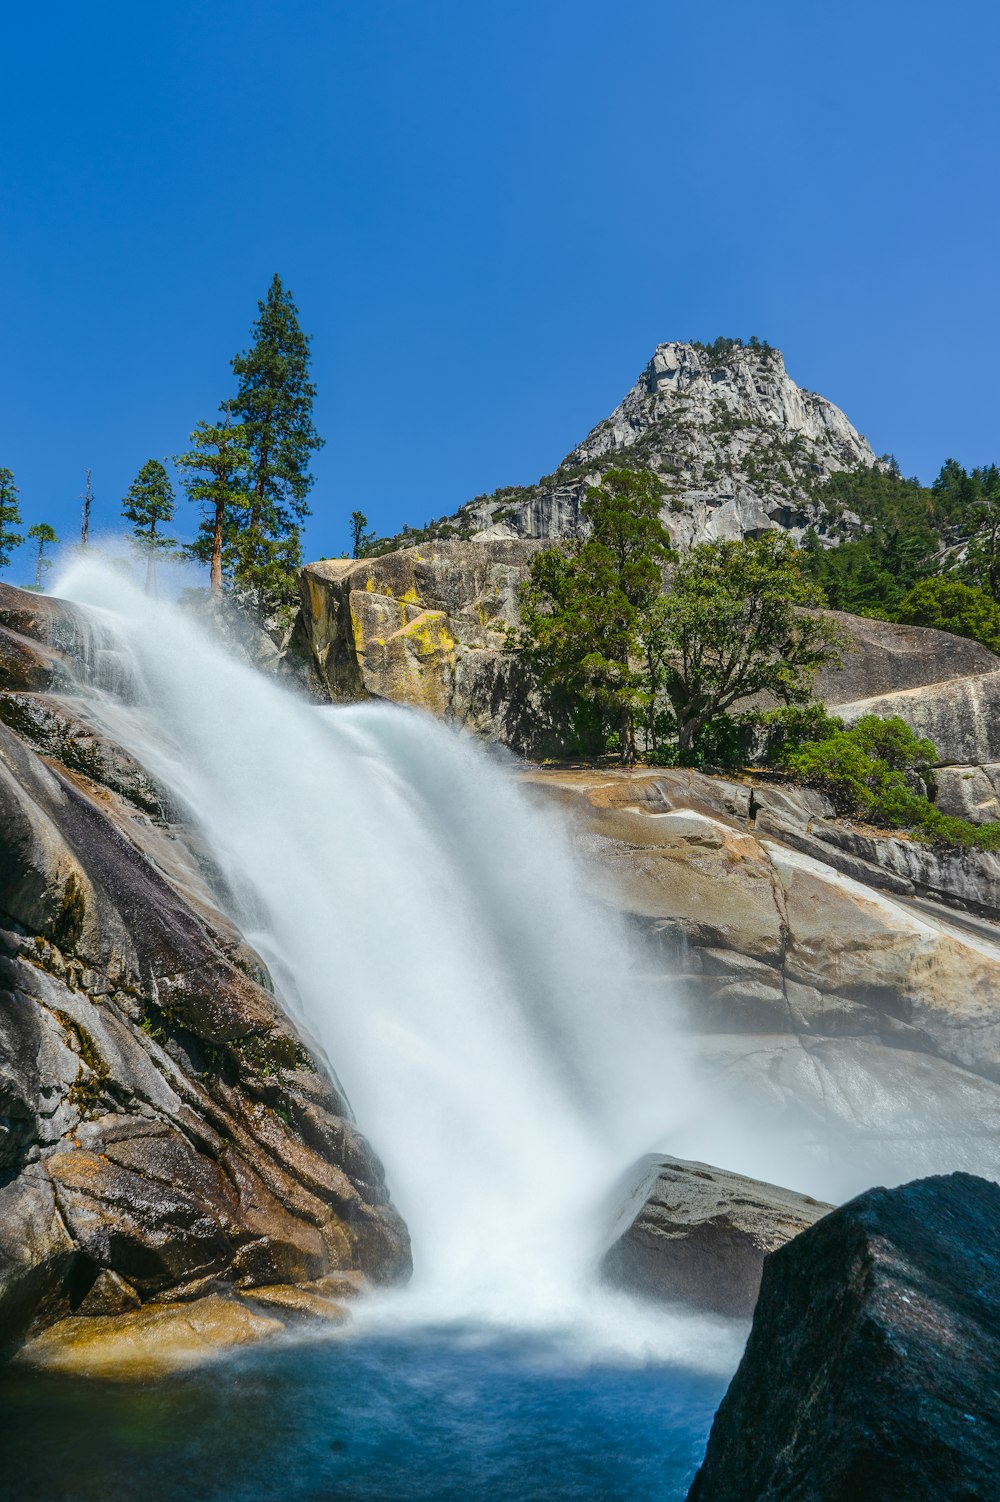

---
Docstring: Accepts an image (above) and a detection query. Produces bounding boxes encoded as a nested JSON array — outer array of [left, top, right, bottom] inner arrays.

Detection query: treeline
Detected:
[[801, 458, 1000, 647], [0, 275, 325, 609], [514, 465, 1000, 852]]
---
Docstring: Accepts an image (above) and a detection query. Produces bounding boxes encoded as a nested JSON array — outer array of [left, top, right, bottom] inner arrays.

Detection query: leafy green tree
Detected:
[[122, 459, 176, 592], [777, 712, 1000, 851], [519, 468, 672, 763], [27, 523, 57, 589], [175, 409, 251, 600], [0, 468, 24, 571], [654, 532, 842, 758], [895, 576, 1000, 652], [230, 274, 324, 603]]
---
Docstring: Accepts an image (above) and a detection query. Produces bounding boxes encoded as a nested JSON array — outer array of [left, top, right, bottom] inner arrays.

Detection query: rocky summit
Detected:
[[452, 340, 880, 547]]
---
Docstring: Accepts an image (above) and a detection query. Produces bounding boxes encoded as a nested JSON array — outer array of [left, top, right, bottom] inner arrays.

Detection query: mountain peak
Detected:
[[440, 340, 884, 549]]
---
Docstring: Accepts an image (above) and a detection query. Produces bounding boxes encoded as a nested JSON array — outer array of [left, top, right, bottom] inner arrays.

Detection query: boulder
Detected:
[[813, 612, 1000, 705], [933, 764, 1000, 824], [686, 1173, 1000, 1502], [601, 1155, 831, 1316], [296, 540, 544, 748]]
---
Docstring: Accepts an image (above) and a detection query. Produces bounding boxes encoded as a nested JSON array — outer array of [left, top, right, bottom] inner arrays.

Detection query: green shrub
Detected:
[[779, 712, 1000, 852]]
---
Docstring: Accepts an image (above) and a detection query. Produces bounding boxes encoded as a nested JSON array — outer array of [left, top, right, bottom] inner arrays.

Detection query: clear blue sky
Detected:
[[1, 0, 997, 578]]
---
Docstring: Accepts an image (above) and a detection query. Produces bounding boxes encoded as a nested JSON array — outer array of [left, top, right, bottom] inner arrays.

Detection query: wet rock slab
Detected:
[[687, 1172, 1000, 1502], [601, 1155, 831, 1317]]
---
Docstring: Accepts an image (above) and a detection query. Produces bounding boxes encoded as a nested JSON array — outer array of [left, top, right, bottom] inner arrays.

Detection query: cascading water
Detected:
[[52, 556, 733, 1364], [13, 554, 993, 1501]]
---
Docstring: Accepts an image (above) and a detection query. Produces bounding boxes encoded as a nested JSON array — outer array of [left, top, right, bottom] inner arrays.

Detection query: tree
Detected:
[[350, 509, 375, 558], [27, 523, 57, 589], [122, 459, 176, 592], [519, 468, 673, 763], [895, 576, 1000, 652], [80, 470, 93, 547], [175, 407, 251, 600], [655, 532, 843, 758], [0, 468, 24, 571], [229, 274, 324, 603]]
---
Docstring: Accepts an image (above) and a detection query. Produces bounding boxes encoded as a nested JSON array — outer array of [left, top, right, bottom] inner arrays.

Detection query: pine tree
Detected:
[[230, 274, 323, 604], [350, 509, 375, 558], [27, 523, 57, 590], [80, 470, 93, 546], [122, 459, 176, 592], [0, 468, 24, 571], [175, 407, 251, 600]]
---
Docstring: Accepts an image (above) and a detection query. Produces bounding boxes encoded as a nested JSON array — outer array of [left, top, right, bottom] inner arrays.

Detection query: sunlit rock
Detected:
[[601, 1154, 831, 1317]]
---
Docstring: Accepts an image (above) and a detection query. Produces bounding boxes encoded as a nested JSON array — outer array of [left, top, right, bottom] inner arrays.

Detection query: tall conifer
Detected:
[[175, 407, 251, 600], [122, 459, 176, 592], [230, 274, 323, 603]]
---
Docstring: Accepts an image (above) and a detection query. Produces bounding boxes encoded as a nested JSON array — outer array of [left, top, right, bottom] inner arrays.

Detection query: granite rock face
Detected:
[[294, 540, 1000, 774], [523, 766, 1000, 1189], [454, 342, 880, 548], [812, 611, 1000, 705], [836, 670, 1000, 765], [0, 584, 410, 1359], [686, 1173, 1000, 1502], [295, 540, 546, 749], [601, 1155, 831, 1317]]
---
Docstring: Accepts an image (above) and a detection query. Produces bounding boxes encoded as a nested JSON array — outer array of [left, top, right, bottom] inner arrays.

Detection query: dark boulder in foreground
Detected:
[[687, 1172, 1000, 1502], [601, 1155, 831, 1317]]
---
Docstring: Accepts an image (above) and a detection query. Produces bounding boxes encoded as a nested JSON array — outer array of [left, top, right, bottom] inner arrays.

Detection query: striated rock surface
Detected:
[[0, 583, 410, 1361], [452, 341, 880, 549], [836, 670, 1000, 766], [523, 767, 1000, 1185], [686, 1173, 1000, 1502], [601, 1155, 831, 1317]]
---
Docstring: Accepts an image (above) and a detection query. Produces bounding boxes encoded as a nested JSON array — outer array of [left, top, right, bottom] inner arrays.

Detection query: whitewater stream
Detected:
[[4, 556, 977, 1500]]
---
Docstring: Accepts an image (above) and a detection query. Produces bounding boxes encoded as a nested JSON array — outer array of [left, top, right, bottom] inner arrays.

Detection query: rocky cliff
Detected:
[[451, 341, 881, 548], [0, 583, 410, 1369]]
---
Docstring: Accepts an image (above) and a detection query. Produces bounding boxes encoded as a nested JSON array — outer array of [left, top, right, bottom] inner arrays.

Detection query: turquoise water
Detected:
[[0, 1327, 725, 1502]]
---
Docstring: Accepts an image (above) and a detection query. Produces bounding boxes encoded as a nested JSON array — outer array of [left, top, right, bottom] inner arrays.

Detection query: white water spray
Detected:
[[52, 558, 741, 1359]]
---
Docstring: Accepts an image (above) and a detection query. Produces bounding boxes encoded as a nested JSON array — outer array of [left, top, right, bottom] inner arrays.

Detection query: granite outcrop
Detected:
[[686, 1173, 1000, 1502], [601, 1155, 831, 1317], [0, 583, 411, 1367]]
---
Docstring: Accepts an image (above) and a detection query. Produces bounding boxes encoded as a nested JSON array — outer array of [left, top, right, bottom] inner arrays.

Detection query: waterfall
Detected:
[[51, 556, 741, 1360]]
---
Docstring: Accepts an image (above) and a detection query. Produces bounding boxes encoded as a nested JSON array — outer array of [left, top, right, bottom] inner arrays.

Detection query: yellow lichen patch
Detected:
[[349, 602, 365, 652], [381, 610, 457, 660]]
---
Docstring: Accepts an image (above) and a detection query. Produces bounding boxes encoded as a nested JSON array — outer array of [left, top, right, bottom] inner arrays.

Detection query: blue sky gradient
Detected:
[[1, 0, 997, 577]]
